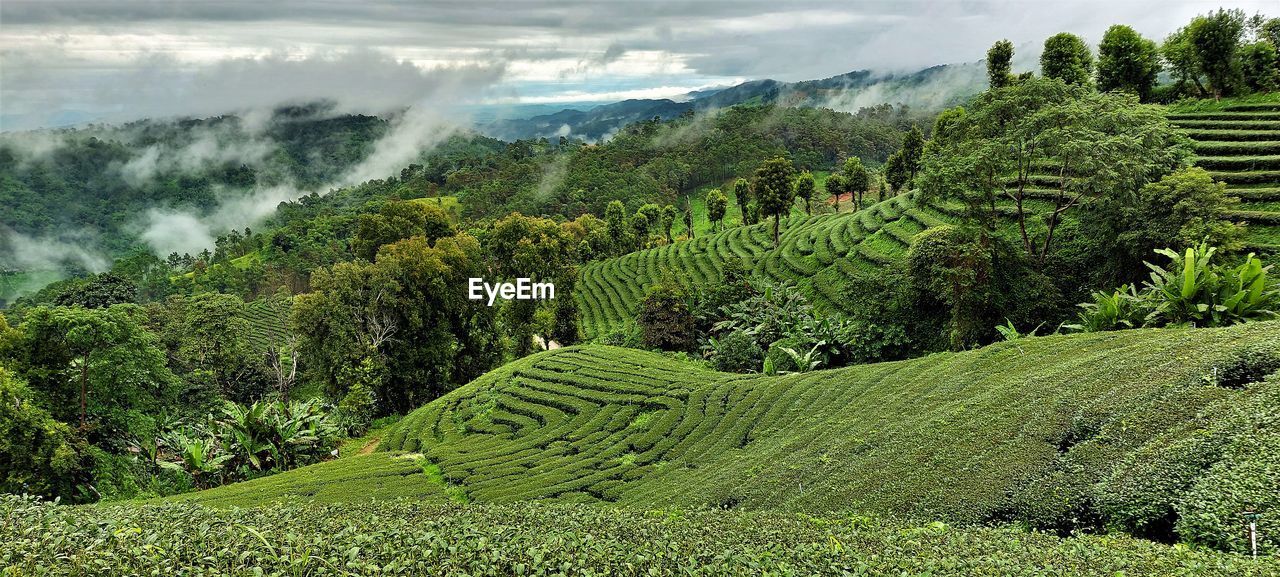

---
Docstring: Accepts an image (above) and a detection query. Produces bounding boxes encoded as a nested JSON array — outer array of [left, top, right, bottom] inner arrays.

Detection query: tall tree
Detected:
[[919, 78, 1192, 265], [1162, 27, 1207, 96], [794, 172, 816, 215], [1041, 32, 1095, 86], [706, 188, 728, 231], [295, 233, 500, 413], [753, 157, 797, 245], [884, 152, 908, 194], [16, 305, 175, 431], [630, 214, 650, 251], [180, 293, 259, 402], [987, 39, 1015, 89], [842, 158, 871, 211], [659, 205, 678, 243], [1187, 8, 1246, 98], [732, 178, 751, 226], [900, 125, 926, 184], [352, 200, 453, 262], [823, 174, 846, 211], [1240, 41, 1280, 92], [53, 273, 138, 309], [1097, 25, 1160, 101], [604, 200, 629, 256]]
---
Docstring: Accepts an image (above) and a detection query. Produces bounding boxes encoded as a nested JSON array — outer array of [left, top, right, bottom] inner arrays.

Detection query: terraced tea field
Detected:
[[573, 189, 1065, 338], [575, 192, 961, 338], [168, 321, 1280, 543], [1169, 102, 1280, 250]]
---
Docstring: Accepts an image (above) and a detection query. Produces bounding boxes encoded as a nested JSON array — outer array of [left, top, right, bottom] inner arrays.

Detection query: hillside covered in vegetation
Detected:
[[161, 322, 1280, 554]]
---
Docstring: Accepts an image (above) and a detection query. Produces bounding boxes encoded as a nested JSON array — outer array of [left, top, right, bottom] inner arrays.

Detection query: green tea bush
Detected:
[[4, 495, 1277, 576]]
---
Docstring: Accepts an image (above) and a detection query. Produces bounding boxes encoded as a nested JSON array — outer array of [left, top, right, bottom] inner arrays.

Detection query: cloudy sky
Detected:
[[1, 0, 1274, 130]]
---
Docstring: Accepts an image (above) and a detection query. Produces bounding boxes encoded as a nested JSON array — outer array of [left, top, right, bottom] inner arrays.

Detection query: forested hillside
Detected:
[[0, 107, 389, 255]]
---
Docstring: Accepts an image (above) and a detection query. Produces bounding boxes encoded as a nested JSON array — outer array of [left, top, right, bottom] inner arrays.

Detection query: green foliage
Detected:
[[1187, 9, 1247, 98], [899, 125, 925, 185], [707, 330, 762, 372], [1142, 243, 1279, 328], [1041, 32, 1095, 86], [705, 188, 728, 230], [883, 150, 908, 193], [294, 233, 500, 414], [351, 200, 453, 262], [51, 272, 138, 309], [753, 156, 797, 244], [1162, 26, 1207, 98], [1097, 25, 1160, 101], [732, 177, 751, 225], [335, 382, 377, 436], [823, 173, 845, 204], [13, 304, 177, 437], [841, 157, 870, 210], [637, 282, 695, 352], [1074, 243, 1280, 331], [906, 226, 991, 348], [1069, 285, 1145, 332], [7, 494, 1276, 576], [1110, 167, 1244, 273], [920, 77, 1192, 264], [0, 368, 90, 500], [793, 171, 816, 215], [1240, 41, 1280, 92], [986, 39, 1014, 89]]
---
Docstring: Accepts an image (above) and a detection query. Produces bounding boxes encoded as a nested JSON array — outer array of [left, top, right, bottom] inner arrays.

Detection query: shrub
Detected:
[[637, 283, 696, 351], [708, 330, 762, 372], [335, 382, 378, 436], [0, 369, 90, 501]]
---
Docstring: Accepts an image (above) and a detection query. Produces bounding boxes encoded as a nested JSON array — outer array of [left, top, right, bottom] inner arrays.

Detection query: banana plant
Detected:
[[1067, 285, 1146, 332], [158, 429, 230, 489]]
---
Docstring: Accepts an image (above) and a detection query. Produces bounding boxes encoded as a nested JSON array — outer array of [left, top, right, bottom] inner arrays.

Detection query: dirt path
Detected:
[[357, 436, 381, 455]]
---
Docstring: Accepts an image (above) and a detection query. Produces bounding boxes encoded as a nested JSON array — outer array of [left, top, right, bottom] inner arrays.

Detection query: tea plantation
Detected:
[[575, 191, 961, 338], [158, 322, 1280, 555], [574, 98, 1280, 339], [1170, 100, 1280, 250], [7, 495, 1278, 576]]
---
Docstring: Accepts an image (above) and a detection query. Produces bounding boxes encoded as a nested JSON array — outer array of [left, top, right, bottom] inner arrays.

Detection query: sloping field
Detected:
[[1170, 101, 1280, 250], [168, 322, 1280, 539], [575, 192, 960, 338]]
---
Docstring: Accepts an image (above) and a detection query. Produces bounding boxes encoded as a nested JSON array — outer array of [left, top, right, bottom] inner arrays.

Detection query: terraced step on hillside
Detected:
[[165, 322, 1280, 538], [1170, 101, 1280, 251]]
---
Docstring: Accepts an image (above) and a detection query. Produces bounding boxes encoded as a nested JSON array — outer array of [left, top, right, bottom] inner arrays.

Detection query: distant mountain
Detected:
[[483, 63, 985, 141]]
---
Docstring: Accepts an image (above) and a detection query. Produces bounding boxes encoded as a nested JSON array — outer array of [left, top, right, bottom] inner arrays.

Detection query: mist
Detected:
[[0, 227, 110, 274], [819, 64, 988, 115]]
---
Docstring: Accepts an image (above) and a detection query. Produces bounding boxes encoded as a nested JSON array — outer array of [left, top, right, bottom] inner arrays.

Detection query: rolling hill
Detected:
[[163, 321, 1280, 553]]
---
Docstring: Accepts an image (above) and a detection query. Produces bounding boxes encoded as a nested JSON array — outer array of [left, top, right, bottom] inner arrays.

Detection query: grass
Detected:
[[159, 322, 1280, 550], [10, 495, 1276, 576]]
